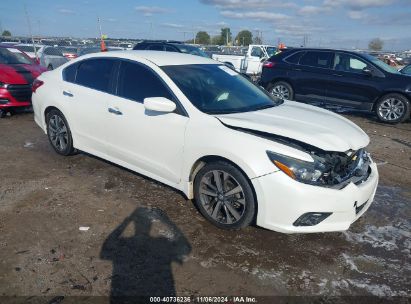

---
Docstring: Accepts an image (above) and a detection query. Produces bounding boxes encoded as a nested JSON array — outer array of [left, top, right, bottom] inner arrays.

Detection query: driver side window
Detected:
[[334, 53, 368, 73], [250, 47, 263, 58]]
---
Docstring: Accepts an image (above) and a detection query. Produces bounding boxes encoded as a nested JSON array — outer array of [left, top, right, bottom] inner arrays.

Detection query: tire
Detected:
[[46, 109, 75, 156], [268, 81, 294, 100], [0, 109, 7, 118], [375, 93, 410, 124], [193, 161, 256, 230], [47, 65, 53, 71]]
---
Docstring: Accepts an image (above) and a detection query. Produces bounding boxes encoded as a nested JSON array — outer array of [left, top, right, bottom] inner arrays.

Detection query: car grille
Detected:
[[7, 84, 32, 102]]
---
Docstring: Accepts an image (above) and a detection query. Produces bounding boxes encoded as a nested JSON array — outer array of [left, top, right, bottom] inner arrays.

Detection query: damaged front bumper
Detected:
[[252, 160, 379, 233]]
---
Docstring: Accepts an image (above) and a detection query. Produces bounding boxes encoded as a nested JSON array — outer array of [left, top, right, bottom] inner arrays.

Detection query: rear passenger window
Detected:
[[165, 45, 178, 52], [285, 51, 304, 64], [300, 51, 333, 69], [148, 44, 164, 51], [63, 63, 77, 83], [117, 61, 173, 103], [76, 59, 115, 92]]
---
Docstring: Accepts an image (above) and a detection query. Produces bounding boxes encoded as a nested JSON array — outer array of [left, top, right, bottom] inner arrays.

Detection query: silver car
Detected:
[[16, 45, 68, 70], [39, 46, 68, 70]]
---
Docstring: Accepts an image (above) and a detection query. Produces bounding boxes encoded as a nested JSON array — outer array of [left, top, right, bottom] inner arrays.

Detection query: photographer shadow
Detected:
[[100, 207, 191, 302]]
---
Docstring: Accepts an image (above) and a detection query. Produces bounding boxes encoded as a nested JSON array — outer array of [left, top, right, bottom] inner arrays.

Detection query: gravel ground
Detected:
[[0, 111, 410, 302]]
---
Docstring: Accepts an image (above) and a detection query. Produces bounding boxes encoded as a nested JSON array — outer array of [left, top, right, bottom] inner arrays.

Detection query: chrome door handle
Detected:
[[108, 107, 122, 115], [332, 74, 343, 77], [63, 90, 73, 97]]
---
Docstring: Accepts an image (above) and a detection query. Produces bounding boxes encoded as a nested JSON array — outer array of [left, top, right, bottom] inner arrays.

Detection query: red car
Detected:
[[0, 46, 47, 118]]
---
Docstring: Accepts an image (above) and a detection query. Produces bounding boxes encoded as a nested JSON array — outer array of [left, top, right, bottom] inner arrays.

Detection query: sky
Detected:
[[1, 0, 411, 50]]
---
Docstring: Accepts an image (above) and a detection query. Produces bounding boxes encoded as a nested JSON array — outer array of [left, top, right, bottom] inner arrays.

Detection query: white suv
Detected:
[[32, 51, 379, 233]]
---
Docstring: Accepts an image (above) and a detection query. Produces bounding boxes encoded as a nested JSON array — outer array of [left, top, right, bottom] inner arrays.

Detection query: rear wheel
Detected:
[[375, 93, 410, 124], [194, 161, 256, 230], [268, 81, 294, 100], [0, 109, 6, 118], [46, 109, 75, 156]]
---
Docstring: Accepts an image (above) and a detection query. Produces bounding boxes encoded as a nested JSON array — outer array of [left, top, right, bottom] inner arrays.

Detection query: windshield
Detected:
[[363, 54, 401, 74], [16, 45, 40, 53], [265, 47, 277, 57], [162, 64, 282, 114], [174, 44, 209, 58], [0, 48, 32, 64]]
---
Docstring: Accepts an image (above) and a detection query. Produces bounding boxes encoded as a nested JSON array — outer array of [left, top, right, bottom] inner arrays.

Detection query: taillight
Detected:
[[32, 79, 44, 93], [263, 61, 275, 68], [65, 54, 77, 59]]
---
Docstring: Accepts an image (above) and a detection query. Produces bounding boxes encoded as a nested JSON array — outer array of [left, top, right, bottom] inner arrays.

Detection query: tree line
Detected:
[[188, 28, 260, 46]]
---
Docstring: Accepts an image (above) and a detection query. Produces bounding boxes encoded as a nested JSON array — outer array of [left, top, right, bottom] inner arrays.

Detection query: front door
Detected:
[[325, 52, 382, 110]]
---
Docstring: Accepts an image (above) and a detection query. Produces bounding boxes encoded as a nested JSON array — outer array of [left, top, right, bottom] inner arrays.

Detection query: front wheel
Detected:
[[46, 110, 75, 156], [194, 161, 256, 230], [268, 81, 294, 100], [375, 93, 410, 124]]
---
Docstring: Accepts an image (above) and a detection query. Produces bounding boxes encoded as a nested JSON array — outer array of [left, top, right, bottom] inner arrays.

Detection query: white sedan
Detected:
[[32, 51, 379, 233]]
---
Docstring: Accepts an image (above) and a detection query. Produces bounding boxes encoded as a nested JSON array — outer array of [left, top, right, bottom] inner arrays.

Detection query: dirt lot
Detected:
[[0, 111, 410, 302]]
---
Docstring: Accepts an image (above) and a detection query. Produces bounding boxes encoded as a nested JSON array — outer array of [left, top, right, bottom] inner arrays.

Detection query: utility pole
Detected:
[[24, 4, 38, 60], [97, 16, 103, 38]]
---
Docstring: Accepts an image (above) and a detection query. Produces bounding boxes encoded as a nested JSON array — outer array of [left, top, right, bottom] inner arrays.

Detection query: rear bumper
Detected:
[[0, 87, 31, 109], [252, 162, 379, 233]]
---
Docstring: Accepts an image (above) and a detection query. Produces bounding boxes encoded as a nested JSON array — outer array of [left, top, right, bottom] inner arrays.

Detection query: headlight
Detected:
[[267, 151, 325, 184], [0, 82, 7, 89]]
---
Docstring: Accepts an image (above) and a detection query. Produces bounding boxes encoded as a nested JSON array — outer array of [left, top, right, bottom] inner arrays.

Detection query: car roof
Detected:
[[75, 50, 217, 66]]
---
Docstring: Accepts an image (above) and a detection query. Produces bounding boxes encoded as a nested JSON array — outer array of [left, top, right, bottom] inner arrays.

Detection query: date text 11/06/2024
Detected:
[[149, 296, 258, 303]]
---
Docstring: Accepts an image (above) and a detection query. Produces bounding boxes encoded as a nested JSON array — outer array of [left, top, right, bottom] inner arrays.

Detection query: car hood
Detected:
[[0, 63, 45, 85], [215, 100, 369, 152]]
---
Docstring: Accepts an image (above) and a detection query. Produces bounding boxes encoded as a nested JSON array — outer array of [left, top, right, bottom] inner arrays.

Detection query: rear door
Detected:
[[325, 52, 383, 110], [105, 59, 188, 185], [61, 58, 116, 155], [291, 50, 334, 103]]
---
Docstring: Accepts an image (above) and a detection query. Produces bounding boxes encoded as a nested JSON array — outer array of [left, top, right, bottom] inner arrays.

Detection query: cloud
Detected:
[[161, 23, 184, 28], [347, 10, 368, 19], [58, 8, 75, 15], [220, 10, 291, 22], [297, 5, 330, 16], [135, 6, 173, 16], [200, 0, 297, 9], [274, 24, 325, 37], [323, 0, 396, 10]]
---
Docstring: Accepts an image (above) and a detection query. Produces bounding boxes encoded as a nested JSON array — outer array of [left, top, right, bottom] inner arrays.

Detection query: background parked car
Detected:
[[260, 48, 411, 123], [39, 46, 68, 70], [16, 44, 68, 70], [133, 40, 209, 58], [0, 45, 47, 117], [59, 46, 79, 60], [15, 44, 43, 60]]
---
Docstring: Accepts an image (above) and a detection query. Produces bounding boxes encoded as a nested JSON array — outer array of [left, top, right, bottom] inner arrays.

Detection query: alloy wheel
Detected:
[[378, 98, 405, 121], [199, 170, 246, 225], [271, 85, 290, 99], [48, 115, 68, 152]]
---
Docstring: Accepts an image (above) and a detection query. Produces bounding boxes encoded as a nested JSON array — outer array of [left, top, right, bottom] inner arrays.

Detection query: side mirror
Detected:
[[144, 97, 176, 113], [362, 67, 373, 76]]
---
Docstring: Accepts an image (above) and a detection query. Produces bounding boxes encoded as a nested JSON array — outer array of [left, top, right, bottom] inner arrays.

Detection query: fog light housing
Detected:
[[293, 212, 332, 226]]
